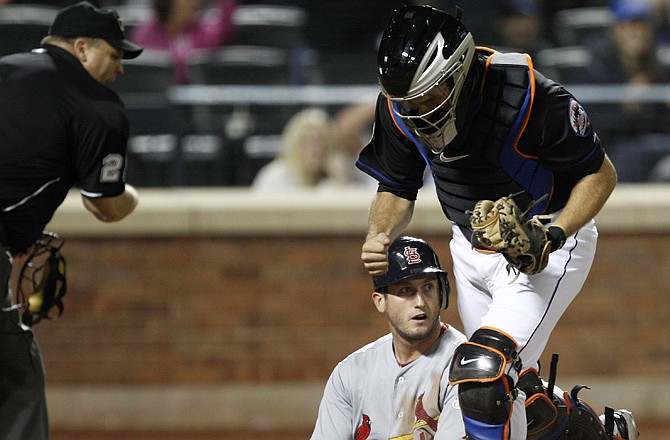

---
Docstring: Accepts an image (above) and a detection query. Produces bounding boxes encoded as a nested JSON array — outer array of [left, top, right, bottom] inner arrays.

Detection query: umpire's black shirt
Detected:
[[0, 45, 129, 254]]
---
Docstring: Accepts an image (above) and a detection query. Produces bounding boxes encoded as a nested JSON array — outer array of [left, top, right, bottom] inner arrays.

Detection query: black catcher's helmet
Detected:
[[377, 5, 476, 153], [373, 236, 450, 309]]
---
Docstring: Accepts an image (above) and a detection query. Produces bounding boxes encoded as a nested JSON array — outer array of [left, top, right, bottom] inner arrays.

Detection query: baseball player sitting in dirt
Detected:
[[312, 236, 636, 440]]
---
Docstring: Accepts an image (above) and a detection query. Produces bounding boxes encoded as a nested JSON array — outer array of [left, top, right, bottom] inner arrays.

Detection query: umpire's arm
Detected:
[[81, 183, 139, 222]]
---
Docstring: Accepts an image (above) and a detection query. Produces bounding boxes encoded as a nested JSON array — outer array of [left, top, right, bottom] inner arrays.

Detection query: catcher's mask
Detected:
[[378, 5, 477, 153], [373, 236, 450, 309], [17, 232, 67, 325]]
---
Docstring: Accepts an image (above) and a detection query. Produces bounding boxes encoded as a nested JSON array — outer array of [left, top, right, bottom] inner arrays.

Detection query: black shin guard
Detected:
[[518, 354, 618, 440], [458, 376, 516, 425], [449, 328, 521, 439]]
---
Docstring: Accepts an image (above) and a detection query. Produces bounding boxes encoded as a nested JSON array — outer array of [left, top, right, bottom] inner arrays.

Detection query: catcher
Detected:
[[357, 5, 636, 440]]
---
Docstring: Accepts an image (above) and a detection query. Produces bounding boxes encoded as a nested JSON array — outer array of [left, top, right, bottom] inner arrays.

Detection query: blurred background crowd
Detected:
[[2, 0, 670, 187]]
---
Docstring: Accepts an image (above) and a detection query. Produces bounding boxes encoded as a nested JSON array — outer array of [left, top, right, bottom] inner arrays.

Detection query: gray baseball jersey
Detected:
[[311, 323, 467, 440]]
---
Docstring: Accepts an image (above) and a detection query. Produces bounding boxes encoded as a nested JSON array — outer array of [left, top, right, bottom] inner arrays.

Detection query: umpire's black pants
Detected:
[[0, 248, 49, 439]]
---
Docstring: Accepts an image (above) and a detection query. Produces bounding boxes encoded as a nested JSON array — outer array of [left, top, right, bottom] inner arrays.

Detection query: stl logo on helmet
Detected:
[[403, 246, 422, 265]]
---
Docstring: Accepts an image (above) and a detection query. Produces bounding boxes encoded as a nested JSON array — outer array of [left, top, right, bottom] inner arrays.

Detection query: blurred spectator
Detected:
[[654, 0, 670, 45], [252, 107, 334, 192], [538, 0, 609, 46], [328, 102, 378, 189], [584, 0, 670, 182], [425, 1, 550, 55], [495, 0, 553, 57], [328, 100, 435, 191], [130, 0, 237, 84], [588, 0, 667, 85]]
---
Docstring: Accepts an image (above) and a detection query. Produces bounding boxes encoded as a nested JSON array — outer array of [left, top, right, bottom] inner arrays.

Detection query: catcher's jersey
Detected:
[[356, 49, 605, 237], [0, 45, 129, 254], [311, 323, 467, 440]]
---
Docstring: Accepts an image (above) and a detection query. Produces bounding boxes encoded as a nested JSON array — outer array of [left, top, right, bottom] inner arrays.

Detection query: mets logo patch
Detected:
[[569, 99, 591, 137]]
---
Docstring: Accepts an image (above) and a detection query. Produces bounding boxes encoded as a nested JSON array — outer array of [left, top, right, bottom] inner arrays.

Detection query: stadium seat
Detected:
[[0, 5, 57, 57], [238, 134, 283, 185], [534, 46, 593, 84], [180, 133, 235, 186], [231, 4, 306, 50], [111, 50, 189, 187], [552, 7, 615, 47]]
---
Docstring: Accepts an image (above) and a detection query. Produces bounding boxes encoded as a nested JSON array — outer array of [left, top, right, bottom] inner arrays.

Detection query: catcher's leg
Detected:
[[517, 357, 638, 440], [449, 328, 522, 440], [518, 368, 566, 440]]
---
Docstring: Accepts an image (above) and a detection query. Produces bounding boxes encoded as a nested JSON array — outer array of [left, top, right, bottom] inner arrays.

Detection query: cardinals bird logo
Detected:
[[355, 414, 371, 440], [414, 393, 438, 432]]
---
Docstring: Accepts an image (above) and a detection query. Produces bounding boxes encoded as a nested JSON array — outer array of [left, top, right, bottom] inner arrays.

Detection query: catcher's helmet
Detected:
[[373, 236, 450, 309], [377, 5, 476, 153]]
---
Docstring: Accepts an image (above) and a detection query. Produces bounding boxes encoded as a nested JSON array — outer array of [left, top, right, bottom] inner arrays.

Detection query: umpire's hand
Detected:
[[361, 233, 391, 275]]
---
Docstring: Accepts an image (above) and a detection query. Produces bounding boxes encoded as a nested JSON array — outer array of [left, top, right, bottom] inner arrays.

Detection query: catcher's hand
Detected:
[[469, 195, 565, 275], [361, 232, 392, 276]]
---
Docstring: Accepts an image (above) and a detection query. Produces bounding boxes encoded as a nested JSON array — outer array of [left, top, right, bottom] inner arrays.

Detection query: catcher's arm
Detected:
[[362, 191, 414, 275], [551, 155, 617, 236]]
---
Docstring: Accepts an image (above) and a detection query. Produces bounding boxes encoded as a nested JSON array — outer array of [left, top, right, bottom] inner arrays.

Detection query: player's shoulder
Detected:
[[352, 333, 393, 356], [442, 324, 467, 344], [339, 333, 393, 368], [490, 51, 532, 69], [419, 325, 466, 366], [482, 48, 557, 94], [438, 324, 467, 351], [477, 47, 532, 69]]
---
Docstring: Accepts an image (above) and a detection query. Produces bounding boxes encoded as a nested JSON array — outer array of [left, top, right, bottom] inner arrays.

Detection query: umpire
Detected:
[[0, 2, 141, 438]]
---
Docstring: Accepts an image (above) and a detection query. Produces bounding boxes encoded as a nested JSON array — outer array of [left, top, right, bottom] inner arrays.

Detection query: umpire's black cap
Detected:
[[48, 1, 143, 59]]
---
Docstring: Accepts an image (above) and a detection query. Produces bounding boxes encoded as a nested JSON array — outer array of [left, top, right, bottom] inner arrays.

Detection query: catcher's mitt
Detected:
[[16, 232, 67, 326], [469, 194, 565, 276]]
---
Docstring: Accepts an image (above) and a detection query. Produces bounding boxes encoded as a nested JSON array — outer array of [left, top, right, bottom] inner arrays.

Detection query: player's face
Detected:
[[378, 274, 441, 345], [396, 81, 453, 125], [81, 39, 125, 85], [405, 82, 452, 116], [391, 80, 458, 153]]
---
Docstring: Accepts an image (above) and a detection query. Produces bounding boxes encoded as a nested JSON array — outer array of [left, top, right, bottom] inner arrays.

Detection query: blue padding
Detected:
[[463, 414, 506, 440]]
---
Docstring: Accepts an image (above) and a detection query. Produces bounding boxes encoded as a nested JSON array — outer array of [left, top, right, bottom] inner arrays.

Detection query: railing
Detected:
[[166, 84, 670, 106], [167, 84, 379, 106]]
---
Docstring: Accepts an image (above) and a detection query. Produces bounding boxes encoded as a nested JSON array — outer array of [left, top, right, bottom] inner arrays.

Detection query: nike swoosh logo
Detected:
[[439, 153, 470, 162], [459, 357, 478, 366]]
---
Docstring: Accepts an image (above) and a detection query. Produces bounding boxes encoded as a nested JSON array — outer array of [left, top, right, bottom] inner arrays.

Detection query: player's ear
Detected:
[[372, 291, 386, 313]]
